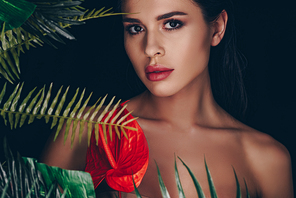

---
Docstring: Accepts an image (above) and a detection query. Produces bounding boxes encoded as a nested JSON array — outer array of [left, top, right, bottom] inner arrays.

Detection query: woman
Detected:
[[41, 0, 294, 197]]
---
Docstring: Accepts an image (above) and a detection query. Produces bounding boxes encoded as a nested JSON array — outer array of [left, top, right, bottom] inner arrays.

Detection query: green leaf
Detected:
[[0, 176, 11, 198], [244, 179, 250, 198], [174, 155, 186, 198], [155, 161, 171, 198], [8, 82, 24, 129], [1, 83, 20, 125], [16, 86, 37, 128], [40, 83, 52, 121], [0, 82, 7, 105], [178, 157, 205, 198], [204, 159, 218, 198], [132, 174, 142, 198], [233, 167, 242, 198], [23, 158, 96, 198], [20, 87, 42, 127]]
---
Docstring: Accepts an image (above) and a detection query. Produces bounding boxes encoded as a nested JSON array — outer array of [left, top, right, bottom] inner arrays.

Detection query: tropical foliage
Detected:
[[132, 157, 251, 198], [0, 138, 95, 198], [0, 83, 137, 147], [0, 0, 124, 83]]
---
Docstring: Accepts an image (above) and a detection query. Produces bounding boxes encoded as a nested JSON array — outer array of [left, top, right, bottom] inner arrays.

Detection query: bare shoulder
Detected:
[[240, 126, 293, 197]]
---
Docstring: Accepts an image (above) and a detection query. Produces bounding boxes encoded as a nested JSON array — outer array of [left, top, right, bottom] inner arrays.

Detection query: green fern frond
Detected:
[[0, 83, 137, 147]]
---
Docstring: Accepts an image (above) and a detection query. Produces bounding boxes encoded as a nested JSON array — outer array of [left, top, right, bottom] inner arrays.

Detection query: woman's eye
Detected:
[[127, 25, 143, 35], [164, 20, 183, 30]]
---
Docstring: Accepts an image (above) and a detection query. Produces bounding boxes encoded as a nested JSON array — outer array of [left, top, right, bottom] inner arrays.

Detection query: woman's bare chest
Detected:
[[135, 123, 259, 197]]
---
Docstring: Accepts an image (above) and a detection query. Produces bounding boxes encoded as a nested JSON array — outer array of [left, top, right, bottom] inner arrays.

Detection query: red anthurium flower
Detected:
[[85, 104, 149, 192]]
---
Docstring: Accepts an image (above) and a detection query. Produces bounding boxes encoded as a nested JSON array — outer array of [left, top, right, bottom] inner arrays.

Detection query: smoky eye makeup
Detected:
[[124, 23, 144, 35], [163, 19, 184, 31]]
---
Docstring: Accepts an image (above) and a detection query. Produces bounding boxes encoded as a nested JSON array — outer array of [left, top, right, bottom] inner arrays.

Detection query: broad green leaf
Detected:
[[155, 161, 171, 198], [23, 158, 96, 198], [174, 155, 186, 198], [178, 157, 206, 198], [205, 159, 218, 198]]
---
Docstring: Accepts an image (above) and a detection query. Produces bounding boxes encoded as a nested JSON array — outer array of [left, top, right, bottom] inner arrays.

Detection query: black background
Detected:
[[1, 0, 295, 193]]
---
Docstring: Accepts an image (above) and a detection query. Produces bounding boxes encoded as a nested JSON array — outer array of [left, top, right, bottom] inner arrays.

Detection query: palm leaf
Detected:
[[132, 174, 143, 198], [233, 167, 242, 198], [178, 157, 206, 198], [155, 160, 171, 198], [0, 83, 137, 147], [174, 155, 186, 198], [204, 159, 218, 198], [0, 0, 128, 83]]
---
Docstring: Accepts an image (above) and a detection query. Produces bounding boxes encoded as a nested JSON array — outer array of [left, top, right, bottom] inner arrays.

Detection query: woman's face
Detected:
[[122, 0, 217, 97]]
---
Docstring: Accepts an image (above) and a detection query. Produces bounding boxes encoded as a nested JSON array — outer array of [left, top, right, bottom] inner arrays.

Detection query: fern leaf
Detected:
[[60, 87, 79, 141], [16, 87, 37, 128], [51, 86, 69, 129], [0, 82, 7, 105], [116, 111, 132, 126], [10, 47, 20, 73], [19, 88, 43, 127], [1, 83, 20, 125], [3, 50, 19, 79], [0, 56, 14, 83], [70, 89, 85, 145], [9, 83, 24, 129], [48, 85, 63, 127], [120, 126, 128, 139], [1, 84, 138, 148], [39, 83, 52, 120], [28, 86, 45, 124], [75, 92, 92, 143]]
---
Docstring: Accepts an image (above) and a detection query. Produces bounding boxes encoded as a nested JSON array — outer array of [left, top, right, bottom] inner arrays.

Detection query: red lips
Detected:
[[145, 65, 174, 81]]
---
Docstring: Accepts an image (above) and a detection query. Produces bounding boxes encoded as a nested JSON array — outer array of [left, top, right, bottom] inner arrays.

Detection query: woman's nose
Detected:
[[144, 31, 165, 58]]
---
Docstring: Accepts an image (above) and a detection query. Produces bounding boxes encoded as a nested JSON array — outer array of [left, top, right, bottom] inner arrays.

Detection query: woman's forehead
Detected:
[[121, 0, 198, 13]]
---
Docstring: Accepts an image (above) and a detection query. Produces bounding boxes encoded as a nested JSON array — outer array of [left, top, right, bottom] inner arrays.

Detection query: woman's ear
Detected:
[[211, 10, 228, 46]]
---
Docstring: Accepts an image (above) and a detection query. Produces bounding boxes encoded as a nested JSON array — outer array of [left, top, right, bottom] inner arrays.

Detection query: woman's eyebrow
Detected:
[[156, 11, 187, 21], [122, 11, 187, 23], [122, 17, 141, 23]]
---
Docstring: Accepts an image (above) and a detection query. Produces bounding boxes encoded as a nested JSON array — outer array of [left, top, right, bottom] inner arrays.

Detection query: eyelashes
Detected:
[[125, 19, 184, 35]]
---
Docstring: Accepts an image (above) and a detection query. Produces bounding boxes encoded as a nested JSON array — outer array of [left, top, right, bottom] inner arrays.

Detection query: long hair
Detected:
[[118, 0, 248, 121], [194, 0, 248, 120]]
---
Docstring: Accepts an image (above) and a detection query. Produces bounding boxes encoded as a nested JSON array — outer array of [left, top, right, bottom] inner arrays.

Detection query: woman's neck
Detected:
[[130, 75, 232, 129]]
